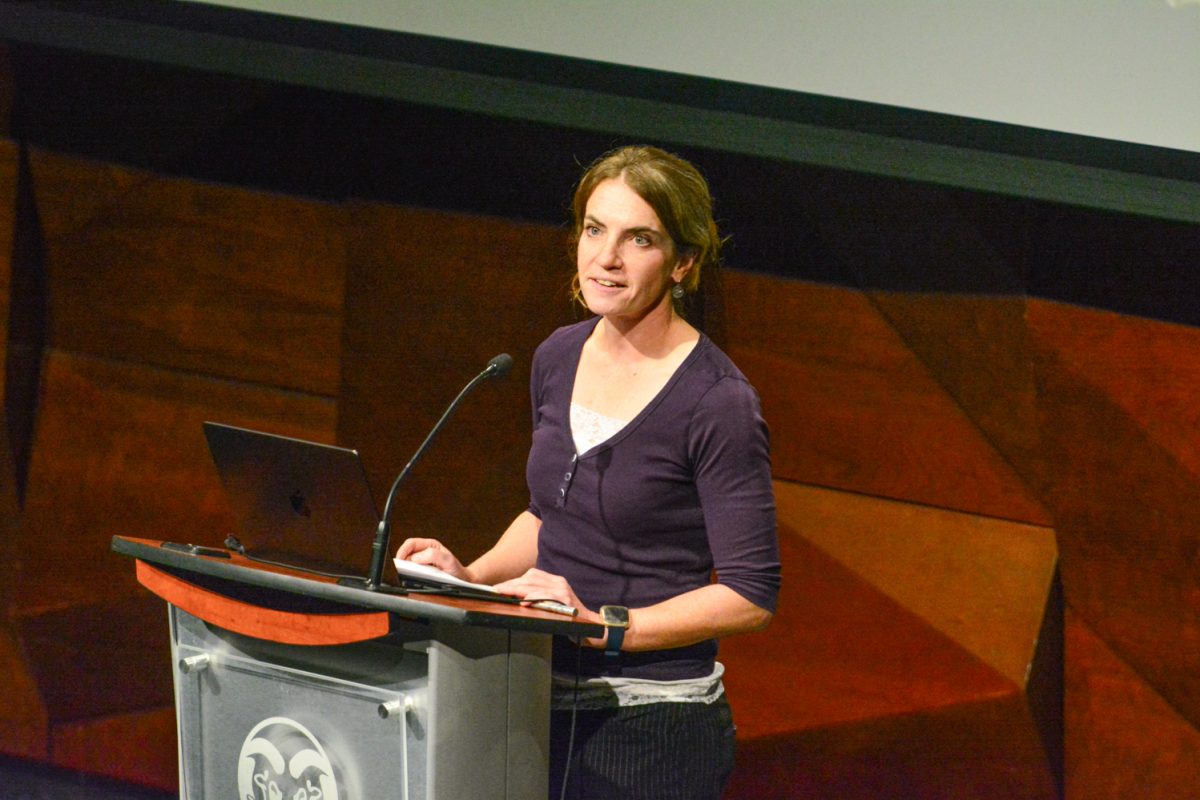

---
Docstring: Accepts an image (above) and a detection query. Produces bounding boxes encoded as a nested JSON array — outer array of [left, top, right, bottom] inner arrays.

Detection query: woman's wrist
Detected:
[[582, 608, 608, 649], [588, 607, 634, 651], [459, 562, 486, 586]]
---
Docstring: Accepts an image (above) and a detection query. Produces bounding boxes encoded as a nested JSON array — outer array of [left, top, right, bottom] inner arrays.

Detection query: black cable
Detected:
[[558, 636, 583, 800]]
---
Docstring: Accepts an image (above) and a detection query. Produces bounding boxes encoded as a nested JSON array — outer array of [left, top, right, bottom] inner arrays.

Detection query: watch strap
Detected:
[[604, 624, 625, 660]]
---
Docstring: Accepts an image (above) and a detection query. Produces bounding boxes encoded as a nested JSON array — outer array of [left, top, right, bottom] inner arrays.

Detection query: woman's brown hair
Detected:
[[570, 145, 722, 308]]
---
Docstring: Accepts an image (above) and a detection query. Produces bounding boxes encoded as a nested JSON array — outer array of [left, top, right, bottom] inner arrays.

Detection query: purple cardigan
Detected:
[[528, 318, 781, 680]]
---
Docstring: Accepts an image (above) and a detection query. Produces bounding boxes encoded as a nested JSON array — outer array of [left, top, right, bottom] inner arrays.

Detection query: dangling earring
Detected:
[[671, 283, 685, 300]]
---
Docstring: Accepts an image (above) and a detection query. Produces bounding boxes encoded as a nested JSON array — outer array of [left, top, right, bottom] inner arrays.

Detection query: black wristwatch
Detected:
[[599, 605, 630, 664]]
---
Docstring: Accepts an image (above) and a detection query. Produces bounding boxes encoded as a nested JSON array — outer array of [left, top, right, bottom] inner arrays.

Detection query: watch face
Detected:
[[601, 605, 630, 627]]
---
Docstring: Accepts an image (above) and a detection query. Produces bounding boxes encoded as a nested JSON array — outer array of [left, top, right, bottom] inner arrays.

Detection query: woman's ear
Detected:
[[671, 249, 697, 285]]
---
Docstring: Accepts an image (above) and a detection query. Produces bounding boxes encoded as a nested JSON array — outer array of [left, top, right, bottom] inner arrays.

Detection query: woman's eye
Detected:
[[633, 234, 651, 247], [586, 225, 602, 237]]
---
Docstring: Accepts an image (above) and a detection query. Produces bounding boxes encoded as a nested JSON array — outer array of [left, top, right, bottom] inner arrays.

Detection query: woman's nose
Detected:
[[597, 236, 622, 267]]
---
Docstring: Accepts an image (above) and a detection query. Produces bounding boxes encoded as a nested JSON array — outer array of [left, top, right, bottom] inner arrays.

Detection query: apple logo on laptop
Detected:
[[289, 490, 313, 518]]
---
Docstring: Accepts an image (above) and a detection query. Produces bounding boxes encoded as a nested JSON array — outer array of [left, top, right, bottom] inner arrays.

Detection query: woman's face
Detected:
[[576, 178, 692, 324]]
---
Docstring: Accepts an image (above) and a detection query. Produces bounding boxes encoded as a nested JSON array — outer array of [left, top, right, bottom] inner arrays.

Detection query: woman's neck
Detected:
[[575, 304, 701, 422], [595, 299, 694, 362]]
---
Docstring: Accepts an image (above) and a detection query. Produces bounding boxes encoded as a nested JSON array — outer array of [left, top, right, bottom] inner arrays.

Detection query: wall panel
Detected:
[[722, 509, 1015, 739], [0, 136, 49, 761], [13, 593, 174, 726], [1029, 302, 1200, 481], [1025, 300, 1200, 730], [0, 137, 13, 361], [722, 271, 1049, 524], [773, 481, 1056, 688], [11, 350, 336, 616], [866, 292, 1044, 482], [0, 134, 17, 572], [0, 626, 46, 761], [31, 148, 346, 396], [722, 480, 1059, 798], [51, 706, 177, 791], [339, 203, 576, 561], [1065, 607, 1200, 798], [3, 135, 42, 504], [0, 145, 351, 783]]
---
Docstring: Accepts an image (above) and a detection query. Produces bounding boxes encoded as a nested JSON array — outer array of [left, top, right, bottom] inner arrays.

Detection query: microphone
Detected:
[[483, 352, 514, 379], [362, 353, 514, 591]]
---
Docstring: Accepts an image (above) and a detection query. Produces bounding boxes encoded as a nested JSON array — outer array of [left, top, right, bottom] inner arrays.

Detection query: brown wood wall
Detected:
[[0, 139, 1197, 798]]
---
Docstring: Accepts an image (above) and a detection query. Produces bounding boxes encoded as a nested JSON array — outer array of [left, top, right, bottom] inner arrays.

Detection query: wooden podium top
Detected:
[[113, 535, 602, 645]]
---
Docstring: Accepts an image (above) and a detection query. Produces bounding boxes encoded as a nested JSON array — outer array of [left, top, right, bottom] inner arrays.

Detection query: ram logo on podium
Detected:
[[238, 717, 341, 800]]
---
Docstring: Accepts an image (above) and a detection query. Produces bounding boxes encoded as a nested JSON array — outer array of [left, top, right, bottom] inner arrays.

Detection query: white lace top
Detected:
[[552, 663, 727, 709], [570, 402, 628, 454]]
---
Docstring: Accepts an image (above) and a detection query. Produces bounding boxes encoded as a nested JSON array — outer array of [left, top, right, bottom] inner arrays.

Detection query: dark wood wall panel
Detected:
[[1024, 300, 1200, 731], [0, 137, 49, 762], [0, 137, 15, 577], [11, 349, 336, 616], [722, 482, 1058, 798], [721, 271, 1050, 525], [5, 346, 334, 779], [51, 706, 177, 791], [30, 149, 346, 396], [866, 291, 1044, 481], [723, 502, 1016, 739], [731, 694, 1056, 800], [0, 626, 46, 760], [1027, 301, 1200, 482], [13, 593, 174, 727], [771, 481, 1056, 689], [1065, 607, 1200, 798], [339, 203, 576, 561], [0, 137, 13, 362]]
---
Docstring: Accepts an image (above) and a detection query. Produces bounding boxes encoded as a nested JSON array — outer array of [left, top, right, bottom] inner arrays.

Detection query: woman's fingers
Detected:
[[494, 569, 580, 607], [395, 537, 440, 560], [394, 538, 467, 578]]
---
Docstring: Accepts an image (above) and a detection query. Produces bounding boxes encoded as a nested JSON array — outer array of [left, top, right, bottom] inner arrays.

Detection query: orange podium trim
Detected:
[[135, 560, 391, 645]]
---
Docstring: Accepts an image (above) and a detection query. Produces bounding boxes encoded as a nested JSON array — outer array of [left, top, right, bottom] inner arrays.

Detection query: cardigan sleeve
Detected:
[[688, 375, 782, 613], [527, 338, 546, 521]]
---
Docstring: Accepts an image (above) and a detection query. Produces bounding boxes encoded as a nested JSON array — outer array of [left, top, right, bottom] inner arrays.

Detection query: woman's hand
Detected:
[[494, 568, 588, 614], [494, 568, 605, 645], [394, 538, 471, 583]]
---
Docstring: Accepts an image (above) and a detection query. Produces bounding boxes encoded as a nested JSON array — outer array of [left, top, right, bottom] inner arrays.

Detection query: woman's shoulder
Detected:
[[535, 317, 599, 358], [683, 339, 769, 455], [688, 333, 754, 391]]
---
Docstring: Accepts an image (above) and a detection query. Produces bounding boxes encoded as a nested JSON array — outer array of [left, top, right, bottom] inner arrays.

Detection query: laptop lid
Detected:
[[202, 421, 379, 574]]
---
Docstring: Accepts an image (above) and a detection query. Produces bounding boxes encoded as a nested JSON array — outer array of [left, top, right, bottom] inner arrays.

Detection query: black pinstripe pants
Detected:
[[548, 696, 736, 800]]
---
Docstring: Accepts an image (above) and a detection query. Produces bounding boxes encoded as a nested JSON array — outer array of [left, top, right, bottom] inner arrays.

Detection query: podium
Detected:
[[112, 536, 602, 800]]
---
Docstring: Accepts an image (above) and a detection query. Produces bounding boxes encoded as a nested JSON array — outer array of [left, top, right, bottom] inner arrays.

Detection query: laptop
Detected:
[[202, 421, 380, 575]]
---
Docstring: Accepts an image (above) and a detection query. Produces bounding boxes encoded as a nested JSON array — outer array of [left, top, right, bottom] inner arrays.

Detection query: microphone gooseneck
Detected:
[[363, 353, 514, 591]]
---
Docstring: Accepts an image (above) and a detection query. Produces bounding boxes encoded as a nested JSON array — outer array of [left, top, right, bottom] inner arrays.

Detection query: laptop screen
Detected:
[[202, 421, 379, 575]]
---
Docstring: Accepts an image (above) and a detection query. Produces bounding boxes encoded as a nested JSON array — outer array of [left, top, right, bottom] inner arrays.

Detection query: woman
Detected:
[[397, 145, 780, 800]]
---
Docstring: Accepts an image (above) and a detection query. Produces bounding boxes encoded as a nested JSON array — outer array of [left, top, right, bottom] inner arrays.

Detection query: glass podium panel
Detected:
[[171, 608, 428, 800]]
